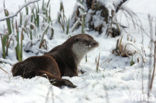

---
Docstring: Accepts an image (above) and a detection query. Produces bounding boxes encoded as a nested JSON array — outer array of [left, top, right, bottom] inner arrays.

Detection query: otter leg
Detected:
[[63, 68, 78, 77]]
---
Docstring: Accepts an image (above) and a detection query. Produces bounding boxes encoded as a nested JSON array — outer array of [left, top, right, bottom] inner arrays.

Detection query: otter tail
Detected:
[[38, 70, 76, 88], [50, 79, 76, 88]]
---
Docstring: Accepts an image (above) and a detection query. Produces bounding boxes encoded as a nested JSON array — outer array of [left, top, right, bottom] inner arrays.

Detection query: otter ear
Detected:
[[75, 37, 80, 42]]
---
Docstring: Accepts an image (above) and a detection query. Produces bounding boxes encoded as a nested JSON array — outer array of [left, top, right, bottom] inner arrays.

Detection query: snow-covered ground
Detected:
[[0, 0, 156, 103]]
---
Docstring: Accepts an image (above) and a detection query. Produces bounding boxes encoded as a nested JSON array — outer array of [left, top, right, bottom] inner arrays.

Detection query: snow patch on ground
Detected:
[[0, 0, 156, 103]]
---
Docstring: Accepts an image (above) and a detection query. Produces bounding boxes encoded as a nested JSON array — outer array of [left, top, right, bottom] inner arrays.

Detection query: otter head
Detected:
[[71, 34, 99, 64]]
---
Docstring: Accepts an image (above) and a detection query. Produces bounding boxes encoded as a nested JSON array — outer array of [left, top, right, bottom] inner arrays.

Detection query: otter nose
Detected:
[[91, 41, 98, 46], [93, 42, 97, 45]]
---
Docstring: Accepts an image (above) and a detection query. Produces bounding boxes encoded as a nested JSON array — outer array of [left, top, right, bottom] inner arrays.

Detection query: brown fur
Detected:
[[12, 55, 76, 88], [45, 34, 98, 77], [12, 34, 98, 88]]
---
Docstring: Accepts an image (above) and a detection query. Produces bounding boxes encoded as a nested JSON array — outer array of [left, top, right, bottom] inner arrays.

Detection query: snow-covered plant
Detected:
[[1, 34, 11, 59], [57, 2, 66, 32], [15, 22, 23, 61], [70, 0, 130, 36], [112, 34, 147, 67], [4, 9, 12, 35], [39, 26, 49, 49], [0, 0, 53, 61], [1, 8, 13, 59], [112, 36, 137, 57], [71, 0, 87, 33]]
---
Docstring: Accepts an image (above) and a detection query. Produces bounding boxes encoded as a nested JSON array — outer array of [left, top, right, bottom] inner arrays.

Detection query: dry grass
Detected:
[[95, 53, 100, 72], [147, 15, 156, 102]]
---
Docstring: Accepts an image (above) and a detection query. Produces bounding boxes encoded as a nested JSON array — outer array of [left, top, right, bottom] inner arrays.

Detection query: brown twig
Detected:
[[0, 0, 41, 21], [0, 66, 9, 74], [149, 41, 156, 91]]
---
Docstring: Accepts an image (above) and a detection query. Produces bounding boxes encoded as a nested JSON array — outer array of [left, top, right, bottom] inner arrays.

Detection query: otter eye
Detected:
[[75, 38, 79, 42]]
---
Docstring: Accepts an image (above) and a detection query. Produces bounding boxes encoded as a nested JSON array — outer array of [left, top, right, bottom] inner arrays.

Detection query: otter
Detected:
[[45, 34, 99, 76], [12, 34, 98, 88]]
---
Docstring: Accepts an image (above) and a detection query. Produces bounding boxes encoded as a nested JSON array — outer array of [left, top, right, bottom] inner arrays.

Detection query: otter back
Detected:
[[12, 55, 76, 88]]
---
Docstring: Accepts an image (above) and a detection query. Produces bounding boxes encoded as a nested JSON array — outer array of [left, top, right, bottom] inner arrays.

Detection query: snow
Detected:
[[0, 0, 156, 103], [0, 0, 76, 19], [127, 0, 156, 17]]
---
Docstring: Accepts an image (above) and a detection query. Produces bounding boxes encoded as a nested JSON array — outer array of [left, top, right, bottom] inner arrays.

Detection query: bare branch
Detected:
[[0, 0, 41, 22], [115, 0, 128, 13], [149, 41, 156, 92]]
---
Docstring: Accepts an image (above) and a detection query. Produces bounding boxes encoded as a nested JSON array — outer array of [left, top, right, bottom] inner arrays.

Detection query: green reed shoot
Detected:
[[15, 22, 23, 61], [1, 34, 8, 58], [4, 9, 12, 34], [81, 15, 85, 34], [39, 26, 49, 48]]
